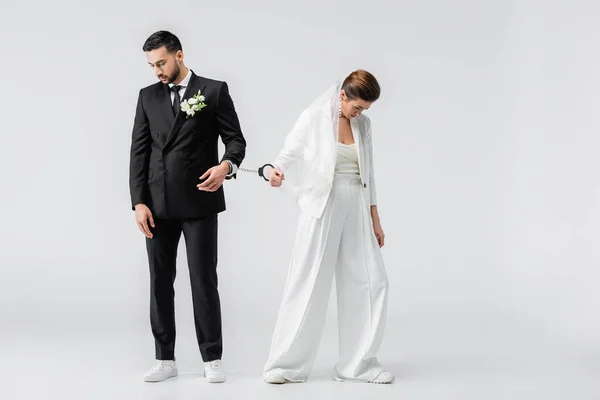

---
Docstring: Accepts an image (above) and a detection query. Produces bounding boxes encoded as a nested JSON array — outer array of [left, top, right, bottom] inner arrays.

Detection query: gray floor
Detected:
[[3, 308, 599, 400]]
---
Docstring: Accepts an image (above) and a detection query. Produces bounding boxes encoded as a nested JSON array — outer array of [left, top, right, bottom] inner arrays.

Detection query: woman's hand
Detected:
[[370, 206, 384, 247], [269, 167, 285, 187], [373, 220, 385, 247]]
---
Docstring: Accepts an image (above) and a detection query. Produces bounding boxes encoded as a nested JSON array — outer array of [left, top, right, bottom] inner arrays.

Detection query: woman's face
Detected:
[[340, 90, 372, 119]]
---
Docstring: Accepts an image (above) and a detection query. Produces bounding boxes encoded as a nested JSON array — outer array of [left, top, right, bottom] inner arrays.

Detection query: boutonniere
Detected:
[[180, 90, 207, 118]]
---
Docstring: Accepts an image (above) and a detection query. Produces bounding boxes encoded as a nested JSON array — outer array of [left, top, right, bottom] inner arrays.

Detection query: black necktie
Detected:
[[171, 85, 182, 116]]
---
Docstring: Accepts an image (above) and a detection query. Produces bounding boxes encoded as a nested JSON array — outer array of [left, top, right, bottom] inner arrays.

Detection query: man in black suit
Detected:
[[129, 30, 246, 383]]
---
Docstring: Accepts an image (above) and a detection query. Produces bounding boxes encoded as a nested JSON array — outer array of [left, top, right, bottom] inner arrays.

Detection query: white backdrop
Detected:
[[1, 0, 599, 399]]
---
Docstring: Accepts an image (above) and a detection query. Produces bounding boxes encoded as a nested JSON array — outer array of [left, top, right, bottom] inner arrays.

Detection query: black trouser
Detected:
[[145, 214, 222, 361]]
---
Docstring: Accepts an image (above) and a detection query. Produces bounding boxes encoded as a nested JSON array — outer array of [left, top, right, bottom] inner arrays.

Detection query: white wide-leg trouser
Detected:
[[263, 174, 389, 382]]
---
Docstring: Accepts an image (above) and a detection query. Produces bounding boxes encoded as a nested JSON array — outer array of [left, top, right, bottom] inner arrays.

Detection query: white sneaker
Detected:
[[333, 368, 395, 384], [264, 374, 287, 384], [144, 360, 178, 382], [369, 370, 395, 384], [204, 359, 226, 383]]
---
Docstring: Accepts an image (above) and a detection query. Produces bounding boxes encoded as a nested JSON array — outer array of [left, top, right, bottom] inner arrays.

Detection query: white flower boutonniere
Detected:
[[180, 90, 207, 118]]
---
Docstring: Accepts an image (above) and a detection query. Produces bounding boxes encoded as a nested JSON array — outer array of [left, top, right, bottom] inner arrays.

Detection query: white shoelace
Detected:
[[206, 360, 222, 370], [151, 361, 172, 372]]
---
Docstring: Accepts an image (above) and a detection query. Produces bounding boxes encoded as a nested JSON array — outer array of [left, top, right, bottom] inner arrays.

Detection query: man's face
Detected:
[[146, 46, 182, 84]]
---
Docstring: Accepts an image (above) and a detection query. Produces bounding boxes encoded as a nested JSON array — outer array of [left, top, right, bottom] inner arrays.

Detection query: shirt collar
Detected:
[[169, 68, 192, 89]]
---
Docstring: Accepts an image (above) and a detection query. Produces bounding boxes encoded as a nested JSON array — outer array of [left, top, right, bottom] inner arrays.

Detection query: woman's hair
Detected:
[[342, 69, 381, 102]]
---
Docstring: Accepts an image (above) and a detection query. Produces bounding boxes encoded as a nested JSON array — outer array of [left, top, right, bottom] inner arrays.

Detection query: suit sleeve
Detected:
[[216, 81, 246, 179], [129, 89, 152, 210], [366, 118, 378, 206]]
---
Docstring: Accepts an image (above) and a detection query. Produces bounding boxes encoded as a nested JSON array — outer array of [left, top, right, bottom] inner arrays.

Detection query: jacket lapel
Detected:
[[350, 117, 365, 182], [164, 71, 206, 149], [157, 83, 175, 124]]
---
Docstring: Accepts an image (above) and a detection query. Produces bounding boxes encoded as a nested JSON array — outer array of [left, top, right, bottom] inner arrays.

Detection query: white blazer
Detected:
[[273, 103, 378, 219]]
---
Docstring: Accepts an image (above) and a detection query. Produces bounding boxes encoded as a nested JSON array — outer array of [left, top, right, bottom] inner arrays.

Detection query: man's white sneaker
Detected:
[[204, 359, 226, 383], [143, 360, 178, 382]]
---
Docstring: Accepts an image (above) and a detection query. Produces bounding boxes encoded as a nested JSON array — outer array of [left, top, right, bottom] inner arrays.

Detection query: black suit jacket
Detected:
[[129, 71, 246, 219]]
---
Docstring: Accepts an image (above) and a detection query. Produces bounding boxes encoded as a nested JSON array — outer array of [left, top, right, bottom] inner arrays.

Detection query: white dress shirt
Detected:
[[168, 68, 192, 105]]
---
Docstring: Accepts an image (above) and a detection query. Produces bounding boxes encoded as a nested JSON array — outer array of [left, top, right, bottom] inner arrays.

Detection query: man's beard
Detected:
[[164, 64, 181, 83]]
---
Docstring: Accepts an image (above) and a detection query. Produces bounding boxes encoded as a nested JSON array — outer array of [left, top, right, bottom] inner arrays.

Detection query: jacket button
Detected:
[[363, 183, 367, 188]]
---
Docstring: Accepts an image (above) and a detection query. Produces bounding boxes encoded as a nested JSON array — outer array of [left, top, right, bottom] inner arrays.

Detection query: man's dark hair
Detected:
[[142, 30, 182, 53]]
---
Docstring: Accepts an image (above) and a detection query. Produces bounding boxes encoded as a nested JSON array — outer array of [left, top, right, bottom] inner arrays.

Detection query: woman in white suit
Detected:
[[263, 70, 394, 384]]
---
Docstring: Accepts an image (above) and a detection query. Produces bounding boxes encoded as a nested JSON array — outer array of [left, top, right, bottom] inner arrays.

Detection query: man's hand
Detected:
[[269, 167, 285, 187], [197, 162, 229, 192], [135, 204, 155, 239]]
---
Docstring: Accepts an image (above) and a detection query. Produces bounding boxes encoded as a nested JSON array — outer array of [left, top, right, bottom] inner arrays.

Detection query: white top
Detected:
[[334, 142, 360, 175]]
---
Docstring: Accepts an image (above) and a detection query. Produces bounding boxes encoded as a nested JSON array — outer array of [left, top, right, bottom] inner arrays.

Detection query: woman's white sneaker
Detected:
[[264, 374, 287, 384], [369, 370, 395, 384], [333, 369, 395, 384]]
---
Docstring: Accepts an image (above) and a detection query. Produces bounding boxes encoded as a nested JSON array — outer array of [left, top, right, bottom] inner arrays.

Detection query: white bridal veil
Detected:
[[273, 77, 344, 199]]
